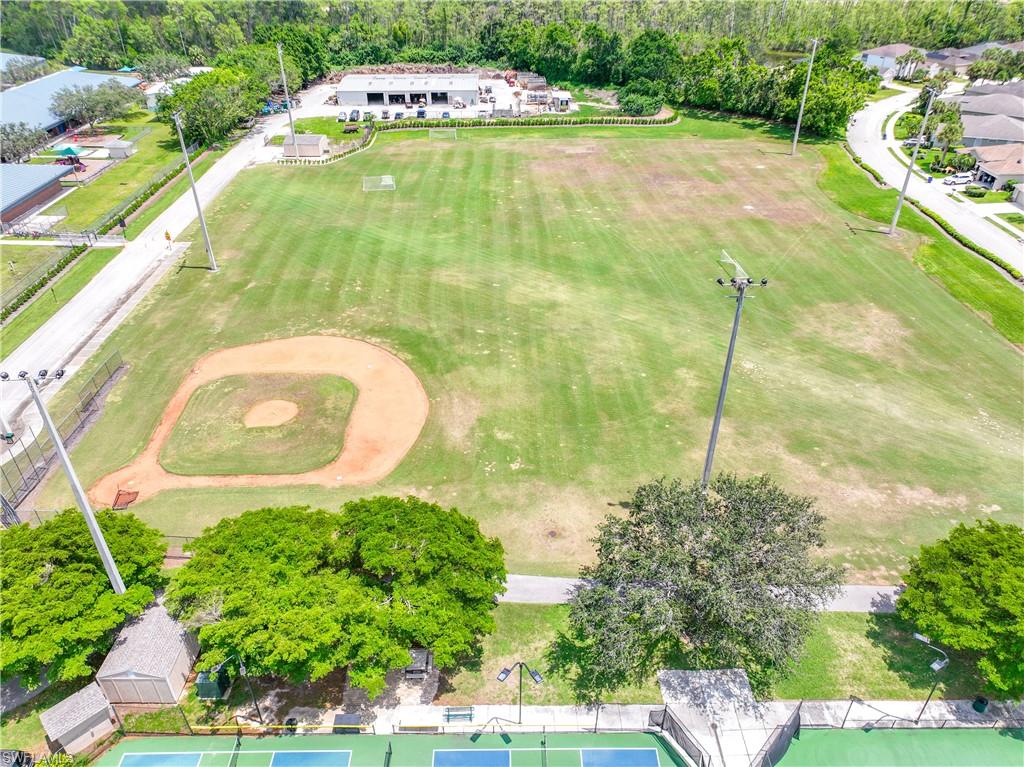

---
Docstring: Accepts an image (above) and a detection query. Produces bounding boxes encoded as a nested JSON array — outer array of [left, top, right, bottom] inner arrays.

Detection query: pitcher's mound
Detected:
[[244, 399, 299, 428]]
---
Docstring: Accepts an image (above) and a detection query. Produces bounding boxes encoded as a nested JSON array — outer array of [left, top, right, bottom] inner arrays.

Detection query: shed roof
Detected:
[[962, 114, 1024, 143], [339, 73, 479, 92], [107, 140, 134, 148], [97, 601, 192, 680], [39, 682, 110, 740], [0, 68, 140, 130], [284, 133, 328, 144], [0, 163, 73, 213]]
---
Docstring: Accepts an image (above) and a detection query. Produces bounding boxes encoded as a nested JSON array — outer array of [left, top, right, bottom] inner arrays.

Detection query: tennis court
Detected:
[[99, 733, 688, 767], [775, 727, 1024, 767]]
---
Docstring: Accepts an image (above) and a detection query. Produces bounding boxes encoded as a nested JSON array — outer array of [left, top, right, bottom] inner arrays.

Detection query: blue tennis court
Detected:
[[432, 748, 661, 766], [270, 752, 351, 767], [117, 752, 351, 767], [120, 755, 203, 767]]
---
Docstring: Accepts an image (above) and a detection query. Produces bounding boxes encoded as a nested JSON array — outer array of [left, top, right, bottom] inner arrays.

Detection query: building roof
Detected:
[[338, 73, 479, 92], [961, 93, 1024, 120], [39, 682, 110, 740], [964, 81, 1024, 98], [1, 51, 46, 69], [96, 601, 192, 680], [0, 68, 139, 130], [284, 133, 327, 144], [0, 163, 73, 213], [961, 143, 1024, 176], [107, 139, 133, 148], [959, 41, 1010, 57], [962, 114, 1024, 143], [860, 43, 923, 58], [926, 48, 977, 67]]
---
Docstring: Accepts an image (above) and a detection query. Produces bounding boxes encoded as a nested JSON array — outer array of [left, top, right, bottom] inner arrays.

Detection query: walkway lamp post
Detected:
[[497, 662, 543, 724], [0, 368, 126, 594], [913, 632, 949, 724]]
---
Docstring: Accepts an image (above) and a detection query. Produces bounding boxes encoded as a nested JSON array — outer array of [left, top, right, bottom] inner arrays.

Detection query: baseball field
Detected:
[[35, 113, 1023, 579]]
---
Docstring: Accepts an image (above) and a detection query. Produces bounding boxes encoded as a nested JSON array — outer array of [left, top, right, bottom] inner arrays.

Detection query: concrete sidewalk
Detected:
[[501, 575, 901, 613]]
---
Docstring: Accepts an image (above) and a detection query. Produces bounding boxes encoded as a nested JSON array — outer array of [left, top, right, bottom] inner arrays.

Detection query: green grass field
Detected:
[[124, 148, 226, 240], [996, 212, 1024, 233], [1, 247, 121, 359], [0, 244, 69, 285], [161, 373, 356, 475], [777, 728, 1024, 767], [963, 189, 1012, 204], [36, 114, 1023, 580], [43, 111, 181, 231]]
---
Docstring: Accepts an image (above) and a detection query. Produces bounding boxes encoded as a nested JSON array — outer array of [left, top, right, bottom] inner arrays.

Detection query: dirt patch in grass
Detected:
[[800, 303, 912, 359], [435, 390, 483, 448]]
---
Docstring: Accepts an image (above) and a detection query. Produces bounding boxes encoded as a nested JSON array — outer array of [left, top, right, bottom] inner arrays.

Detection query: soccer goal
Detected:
[[362, 175, 396, 192], [428, 128, 457, 140]]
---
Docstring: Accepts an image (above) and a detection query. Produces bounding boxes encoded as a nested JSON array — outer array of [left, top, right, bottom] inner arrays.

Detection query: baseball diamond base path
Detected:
[[89, 335, 428, 506]]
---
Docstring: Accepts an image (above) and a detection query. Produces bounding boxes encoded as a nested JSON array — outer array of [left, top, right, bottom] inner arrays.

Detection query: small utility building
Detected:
[[281, 133, 329, 157], [0, 164, 73, 223], [337, 73, 479, 107], [96, 601, 199, 704], [39, 682, 116, 755]]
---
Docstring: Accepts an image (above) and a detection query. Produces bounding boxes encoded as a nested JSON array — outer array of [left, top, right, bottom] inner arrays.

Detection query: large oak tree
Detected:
[[167, 497, 506, 697]]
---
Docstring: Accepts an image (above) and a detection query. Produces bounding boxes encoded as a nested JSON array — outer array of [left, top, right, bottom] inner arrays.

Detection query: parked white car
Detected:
[[943, 172, 974, 185]]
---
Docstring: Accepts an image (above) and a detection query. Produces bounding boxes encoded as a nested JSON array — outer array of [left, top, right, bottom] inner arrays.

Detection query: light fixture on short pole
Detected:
[[497, 662, 543, 724], [912, 632, 949, 723]]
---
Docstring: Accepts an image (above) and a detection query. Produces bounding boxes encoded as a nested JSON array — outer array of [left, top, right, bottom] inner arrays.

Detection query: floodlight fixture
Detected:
[[0, 372, 8, 380], [529, 669, 543, 684], [18, 371, 27, 379], [913, 632, 930, 644], [38, 369, 47, 379], [496, 668, 512, 683], [931, 658, 949, 672]]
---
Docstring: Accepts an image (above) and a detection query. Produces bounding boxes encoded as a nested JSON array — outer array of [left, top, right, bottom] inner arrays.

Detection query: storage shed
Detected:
[[39, 682, 116, 755], [281, 133, 329, 157], [96, 601, 199, 704], [107, 140, 136, 159]]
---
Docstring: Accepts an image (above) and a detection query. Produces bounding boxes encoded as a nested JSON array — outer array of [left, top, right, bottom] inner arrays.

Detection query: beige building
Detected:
[[281, 133, 329, 157], [96, 601, 199, 704], [39, 682, 117, 755]]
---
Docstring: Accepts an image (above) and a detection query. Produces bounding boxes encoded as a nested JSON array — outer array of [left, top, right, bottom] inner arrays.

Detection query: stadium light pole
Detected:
[[790, 38, 819, 156], [912, 633, 949, 724], [277, 42, 298, 156], [497, 661, 543, 724], [889, 86, 938, 235], [171, 111, 218, 272], [701, 253, 768, 491], [0, 369, 126, 594]]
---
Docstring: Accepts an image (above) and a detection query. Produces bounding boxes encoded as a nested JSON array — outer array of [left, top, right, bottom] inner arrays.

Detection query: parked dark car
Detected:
[[394, 111, 404, 119], [442, 111, 451, 119], [348, 109, 360, 121], [416, 108, 427, 118], [382, 109, 390, 120]]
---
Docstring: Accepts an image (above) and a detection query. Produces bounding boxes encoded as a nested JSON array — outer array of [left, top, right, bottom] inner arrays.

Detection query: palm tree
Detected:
[[895, 49, 925, 81]]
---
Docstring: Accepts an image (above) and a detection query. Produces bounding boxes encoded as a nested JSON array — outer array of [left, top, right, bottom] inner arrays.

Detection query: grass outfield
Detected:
[[777, 728, 1024, 767], [1, 247, 121, 359], [0, 244, 69, 283], [36, 115, 1023, 579], [160, 373, 356, 475]]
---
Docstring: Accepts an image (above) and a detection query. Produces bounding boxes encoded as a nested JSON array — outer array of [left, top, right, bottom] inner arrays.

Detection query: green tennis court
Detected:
[[97, 733, 691, 767], [776, 727, 1024, 766]]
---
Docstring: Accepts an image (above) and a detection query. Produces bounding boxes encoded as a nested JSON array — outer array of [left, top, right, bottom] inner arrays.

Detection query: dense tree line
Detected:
[[2, 0, 1020, 75]]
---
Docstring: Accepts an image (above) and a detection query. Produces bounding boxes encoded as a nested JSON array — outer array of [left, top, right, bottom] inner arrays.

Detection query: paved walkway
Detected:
[[501, 575, 901, 612], [846, 83, 1024, 274], [0, 83, 337, 437]]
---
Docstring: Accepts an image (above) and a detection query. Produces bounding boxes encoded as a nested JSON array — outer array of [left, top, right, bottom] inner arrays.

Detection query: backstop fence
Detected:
[[749, 703, 800, 767], [648, 706, 714, 767], [0, 350, 123, 509]]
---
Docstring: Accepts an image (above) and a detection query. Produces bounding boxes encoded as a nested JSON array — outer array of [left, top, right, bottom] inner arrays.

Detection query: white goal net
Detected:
[[362, 175, 396, 192], [428, 128, 457, 140]]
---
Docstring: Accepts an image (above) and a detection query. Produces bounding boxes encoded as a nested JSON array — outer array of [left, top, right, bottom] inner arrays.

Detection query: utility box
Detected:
[[403, 648, 433, 681], [195, 668, 230, 700]]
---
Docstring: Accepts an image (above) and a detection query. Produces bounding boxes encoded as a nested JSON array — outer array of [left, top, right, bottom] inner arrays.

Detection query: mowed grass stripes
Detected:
[[37, 118, 1022, 579]]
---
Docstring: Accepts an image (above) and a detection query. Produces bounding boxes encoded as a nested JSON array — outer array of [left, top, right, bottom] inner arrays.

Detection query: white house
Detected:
[[337, 73, 479, 108], [96, 601, 199, 705], [856, 44, 928, 80]]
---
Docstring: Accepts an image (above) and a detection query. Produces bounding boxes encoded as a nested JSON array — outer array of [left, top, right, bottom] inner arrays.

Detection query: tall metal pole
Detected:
[[701, 282, 748, 490], [915, 678, 940, 724], [24, 375, 126, 594], [277, 42, 297, 156], [791, 38, 819, 156], [518, 663, 524, 725], [889, 87, 937, 235], [172, 112, 218, 272]]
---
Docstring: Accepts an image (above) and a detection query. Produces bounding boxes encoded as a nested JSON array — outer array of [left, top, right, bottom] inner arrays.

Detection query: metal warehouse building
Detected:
[[0, 67, 140, 132], [0, 163, 74, 223], [337, 73, 479, 108]]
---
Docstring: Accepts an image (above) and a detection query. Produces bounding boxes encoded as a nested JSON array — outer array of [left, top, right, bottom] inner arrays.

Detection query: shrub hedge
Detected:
[[375, 112, 675, 131], [1, 244, 89, 321], [908, 197, 1023, 280]]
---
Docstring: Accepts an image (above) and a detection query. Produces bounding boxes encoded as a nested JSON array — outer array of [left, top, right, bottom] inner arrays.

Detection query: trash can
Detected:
[[882, 132, 887, 140], [927, 176, 934, 183], [972, 696, 989, 713]]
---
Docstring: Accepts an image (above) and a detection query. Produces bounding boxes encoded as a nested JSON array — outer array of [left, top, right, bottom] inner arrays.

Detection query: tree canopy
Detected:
[[51, 81, 142, 130], [166, 497, 506, 697], [0, 510, 165, 687], [897, 521, 1024, 699], [549, 475, 843, 702], [157, 67, 268, 145], [213, 43, 301, 94], [0, 122, 47, 163]]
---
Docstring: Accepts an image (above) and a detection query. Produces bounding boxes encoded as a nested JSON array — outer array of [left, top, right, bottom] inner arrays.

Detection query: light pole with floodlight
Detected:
[[0, 368, 126, 593], [791, 38, 819, 156], [497, 662, 543, 724], [913, 632, 949, 724], [889, 86, 939, 236], [171, 111, 217, 272]]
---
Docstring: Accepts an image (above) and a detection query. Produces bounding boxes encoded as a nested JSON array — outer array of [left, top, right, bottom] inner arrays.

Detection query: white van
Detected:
[[943, 172, 974, 185]]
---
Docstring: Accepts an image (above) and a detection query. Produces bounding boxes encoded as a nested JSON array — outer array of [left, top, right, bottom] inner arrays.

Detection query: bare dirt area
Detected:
[[89, 336, 428, 506], [244, 399, 299, 428]]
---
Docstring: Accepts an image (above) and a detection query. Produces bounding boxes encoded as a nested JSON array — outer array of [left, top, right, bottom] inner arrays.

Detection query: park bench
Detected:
[[443, 706, 474, 723]]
